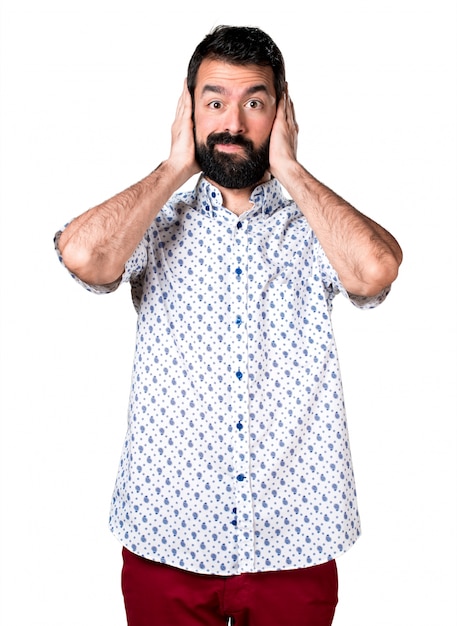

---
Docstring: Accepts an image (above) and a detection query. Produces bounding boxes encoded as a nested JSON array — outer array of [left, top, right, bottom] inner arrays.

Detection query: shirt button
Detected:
[[235, 267, 242, 276], [236, 221, 242, 229], [236, 474, 245, 482], [236, 371, 243, 380], [236, 422, 243, 430], [235, 315, 242, 327]]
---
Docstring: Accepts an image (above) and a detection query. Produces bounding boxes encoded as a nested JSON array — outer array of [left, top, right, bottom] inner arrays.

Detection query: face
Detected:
[[193, 59, 277, 190]]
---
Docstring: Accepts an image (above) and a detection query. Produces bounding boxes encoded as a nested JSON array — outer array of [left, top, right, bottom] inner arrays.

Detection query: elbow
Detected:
[[343, 247, 402, 297], [357, 233, 403, 296], [58, 239, 95, 283], [58, 238, 122, 286], [357, 254, 402, 297]]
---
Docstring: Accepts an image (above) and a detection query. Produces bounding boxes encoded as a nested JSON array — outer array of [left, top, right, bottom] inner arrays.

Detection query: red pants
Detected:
[[121, 548, 338, 626]]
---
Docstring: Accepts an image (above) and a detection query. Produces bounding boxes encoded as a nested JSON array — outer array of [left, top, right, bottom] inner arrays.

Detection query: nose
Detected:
[[223, 106, 245, 134]]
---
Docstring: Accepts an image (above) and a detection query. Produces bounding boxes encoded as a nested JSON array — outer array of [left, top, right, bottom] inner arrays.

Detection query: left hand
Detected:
[[268, 85, 299, 180]]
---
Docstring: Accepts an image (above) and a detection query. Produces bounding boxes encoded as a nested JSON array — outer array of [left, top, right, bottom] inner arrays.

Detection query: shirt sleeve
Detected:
[[54, 228, 148, 295]]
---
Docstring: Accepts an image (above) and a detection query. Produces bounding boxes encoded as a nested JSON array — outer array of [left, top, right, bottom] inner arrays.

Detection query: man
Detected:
[[56, 25, 402, 626]]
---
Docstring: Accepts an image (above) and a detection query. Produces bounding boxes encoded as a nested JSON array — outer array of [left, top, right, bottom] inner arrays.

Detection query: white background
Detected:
[[1, 0, 456, 624]]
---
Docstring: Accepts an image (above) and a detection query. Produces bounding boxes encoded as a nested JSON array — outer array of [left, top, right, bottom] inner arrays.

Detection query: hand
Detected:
[[168, 79, 200, 180], [268, 84, 299, 181]]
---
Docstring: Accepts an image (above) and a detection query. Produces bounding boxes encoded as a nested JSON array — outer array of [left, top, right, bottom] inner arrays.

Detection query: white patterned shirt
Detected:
[[56, 175, 389, 575]]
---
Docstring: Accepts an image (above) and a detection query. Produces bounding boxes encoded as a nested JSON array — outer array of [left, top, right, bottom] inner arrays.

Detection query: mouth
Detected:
[[214, 143, 246, 154], [207, 132, 253, 156]]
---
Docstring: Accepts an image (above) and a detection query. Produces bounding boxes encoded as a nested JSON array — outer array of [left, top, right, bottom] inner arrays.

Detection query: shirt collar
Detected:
[[195, 175, 288, 220]]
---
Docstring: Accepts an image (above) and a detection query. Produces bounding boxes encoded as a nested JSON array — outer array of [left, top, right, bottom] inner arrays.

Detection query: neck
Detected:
[[222, 189, 254, 216], [206, 173, 271, 216]]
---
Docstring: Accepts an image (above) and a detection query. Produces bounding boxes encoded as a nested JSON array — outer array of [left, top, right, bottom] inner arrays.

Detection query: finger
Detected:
[[177, 77, 190, 104], [290, 98, 298, 131], [285, 91, 298, 132], [274, 90, 287, 123], [282, 88, 293, 121]]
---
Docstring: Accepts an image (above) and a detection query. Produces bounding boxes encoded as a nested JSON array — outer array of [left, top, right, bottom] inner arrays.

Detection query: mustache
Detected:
[[206, 132, 254, 151]]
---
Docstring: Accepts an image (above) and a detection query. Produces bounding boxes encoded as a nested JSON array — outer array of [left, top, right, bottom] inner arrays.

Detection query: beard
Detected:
[[195, 131, 270, 189]]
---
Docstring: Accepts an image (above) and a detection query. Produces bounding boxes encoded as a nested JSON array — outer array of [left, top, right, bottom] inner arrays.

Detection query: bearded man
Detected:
[[56, 24, 402, 626]]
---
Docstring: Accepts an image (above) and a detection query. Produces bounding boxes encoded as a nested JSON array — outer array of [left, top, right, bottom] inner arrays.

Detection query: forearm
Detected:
[[280, 162, 403, 296], [58, 160, 189, 285]]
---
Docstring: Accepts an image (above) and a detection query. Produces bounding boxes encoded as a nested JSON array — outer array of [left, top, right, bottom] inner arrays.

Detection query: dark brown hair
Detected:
[[187, 25, 286, 103]]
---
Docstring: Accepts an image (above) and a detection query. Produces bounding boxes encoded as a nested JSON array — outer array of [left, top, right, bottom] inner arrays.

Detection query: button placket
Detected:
[[230, 216, 255, 571]]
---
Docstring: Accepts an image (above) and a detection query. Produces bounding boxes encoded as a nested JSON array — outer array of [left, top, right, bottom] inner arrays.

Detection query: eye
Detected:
[[208, 101, 223, 110], [246, 99, 263, 109]]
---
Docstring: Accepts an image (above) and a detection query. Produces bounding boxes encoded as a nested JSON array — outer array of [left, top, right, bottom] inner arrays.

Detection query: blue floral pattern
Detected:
[[56, 175, 389, 575]]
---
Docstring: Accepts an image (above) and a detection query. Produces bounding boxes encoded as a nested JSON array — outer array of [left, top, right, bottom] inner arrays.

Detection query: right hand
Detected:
[[168, 79, 200, 181]]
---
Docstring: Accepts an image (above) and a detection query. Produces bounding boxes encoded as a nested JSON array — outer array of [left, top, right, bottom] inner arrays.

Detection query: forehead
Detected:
[[195, 59, 276, 98]]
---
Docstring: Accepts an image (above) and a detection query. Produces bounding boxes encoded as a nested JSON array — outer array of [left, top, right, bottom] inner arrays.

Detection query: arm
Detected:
[[58, 81, 199, 286], [269, 89, 403, 297]]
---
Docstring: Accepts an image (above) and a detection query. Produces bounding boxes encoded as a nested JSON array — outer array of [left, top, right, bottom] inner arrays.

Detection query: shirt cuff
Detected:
[[346, 286, 391, 309]]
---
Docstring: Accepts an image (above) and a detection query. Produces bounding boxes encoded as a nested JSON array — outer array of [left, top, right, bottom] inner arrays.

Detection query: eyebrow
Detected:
[[201, 84, 269, 97]]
